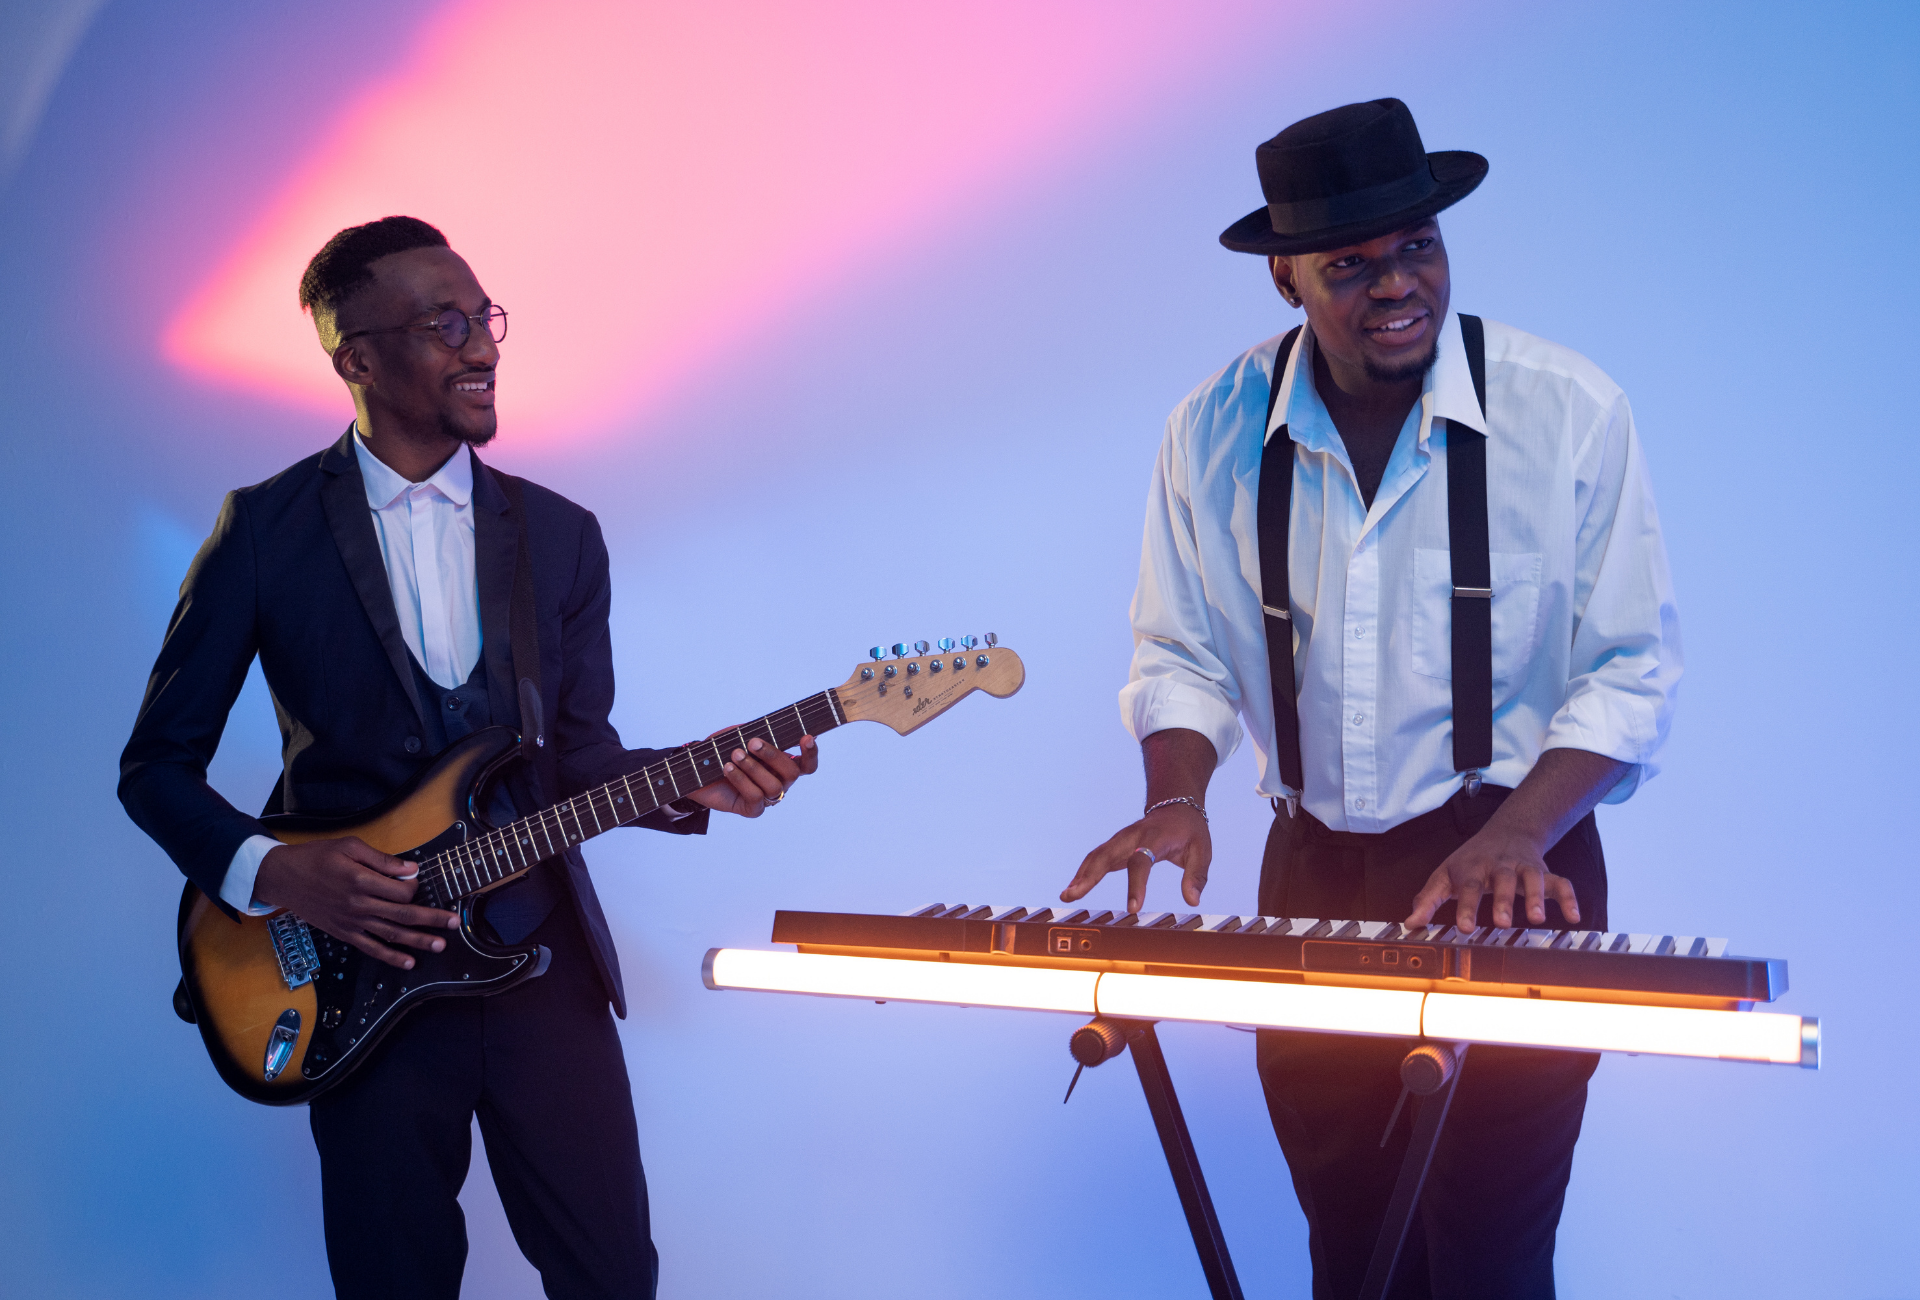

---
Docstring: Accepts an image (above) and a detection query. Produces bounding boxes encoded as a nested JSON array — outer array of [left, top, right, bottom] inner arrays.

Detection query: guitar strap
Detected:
[[495, 472, 560, 807], [1257, 314, 1491, 818]]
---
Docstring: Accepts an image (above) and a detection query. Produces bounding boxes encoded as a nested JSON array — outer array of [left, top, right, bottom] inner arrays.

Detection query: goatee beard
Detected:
[[1362, 339, 1439, 385], [439, 412, 497, 448]]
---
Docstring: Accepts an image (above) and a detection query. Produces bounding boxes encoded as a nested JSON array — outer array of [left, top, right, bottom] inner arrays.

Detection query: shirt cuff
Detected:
[[220, 835, 283, 916], [1119, 678, 1243, 769]]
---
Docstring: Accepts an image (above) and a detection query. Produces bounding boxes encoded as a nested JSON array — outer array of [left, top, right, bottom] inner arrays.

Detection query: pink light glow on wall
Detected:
[[162, 0, 1259, 443]]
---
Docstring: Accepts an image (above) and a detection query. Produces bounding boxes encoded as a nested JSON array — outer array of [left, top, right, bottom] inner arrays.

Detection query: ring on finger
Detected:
[[1132, 847, 1155, 865], [763, 788, 786, 807]]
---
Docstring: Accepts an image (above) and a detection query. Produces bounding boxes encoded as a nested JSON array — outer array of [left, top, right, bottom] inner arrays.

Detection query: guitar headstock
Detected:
[[836, 636, 1025, 735]]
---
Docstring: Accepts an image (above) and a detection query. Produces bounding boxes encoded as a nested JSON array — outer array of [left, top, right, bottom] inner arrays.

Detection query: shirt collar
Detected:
[[352, 425, 474, 509], [1265, 310, 1484, 453]]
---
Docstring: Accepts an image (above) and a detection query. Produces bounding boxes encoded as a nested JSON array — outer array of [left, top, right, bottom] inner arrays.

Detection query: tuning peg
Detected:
[[937, 638, 955, 653], [961, 635, 979, 650], [870, 647, 885, 661], [914, 640, 930, 655], [984, 633, 998, 648], [891, 643, 909, 658]]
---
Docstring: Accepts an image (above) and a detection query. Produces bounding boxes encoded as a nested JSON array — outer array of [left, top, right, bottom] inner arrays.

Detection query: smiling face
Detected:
[[330, 245, 500, 449], [1271, 219, 1451, 390]]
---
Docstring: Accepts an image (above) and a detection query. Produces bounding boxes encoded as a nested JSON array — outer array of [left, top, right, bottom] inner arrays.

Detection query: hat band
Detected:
[[1266, 163, 1438, 236]]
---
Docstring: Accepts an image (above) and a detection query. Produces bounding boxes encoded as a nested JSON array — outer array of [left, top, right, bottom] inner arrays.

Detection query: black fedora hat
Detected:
[[1220, 98, 1486, 256]]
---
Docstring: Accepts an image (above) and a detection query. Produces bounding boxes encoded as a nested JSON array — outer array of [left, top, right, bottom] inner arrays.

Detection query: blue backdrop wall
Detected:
[[1, 2, 1914, 1297]]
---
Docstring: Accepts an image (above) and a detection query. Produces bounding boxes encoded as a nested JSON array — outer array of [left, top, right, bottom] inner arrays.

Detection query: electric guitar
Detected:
[[174, 639, 1024, 1105]]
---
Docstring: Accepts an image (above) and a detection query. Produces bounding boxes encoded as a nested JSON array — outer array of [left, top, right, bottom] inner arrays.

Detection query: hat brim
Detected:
[[1219, 150, 1488, 256]]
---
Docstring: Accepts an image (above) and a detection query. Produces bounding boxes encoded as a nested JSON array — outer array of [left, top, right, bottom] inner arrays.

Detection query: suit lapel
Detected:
[[318, 428, 428, 732], [471, 452, 521, 733]]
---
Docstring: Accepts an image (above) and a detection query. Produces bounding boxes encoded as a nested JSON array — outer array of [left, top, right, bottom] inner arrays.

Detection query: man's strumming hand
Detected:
[[252, 837, 462, 971]]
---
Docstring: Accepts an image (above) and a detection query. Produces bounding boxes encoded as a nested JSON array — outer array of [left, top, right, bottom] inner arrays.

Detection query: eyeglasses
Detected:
[[338, 305, 508, 351]]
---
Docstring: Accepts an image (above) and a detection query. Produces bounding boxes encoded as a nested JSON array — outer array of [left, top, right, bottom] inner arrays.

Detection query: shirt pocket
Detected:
[[1410, 548, 1544, 684]]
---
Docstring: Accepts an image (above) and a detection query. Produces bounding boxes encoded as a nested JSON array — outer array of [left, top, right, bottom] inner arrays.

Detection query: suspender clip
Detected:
[[1462, 769, 1483, 797], [1272, 792, 1300, 818]]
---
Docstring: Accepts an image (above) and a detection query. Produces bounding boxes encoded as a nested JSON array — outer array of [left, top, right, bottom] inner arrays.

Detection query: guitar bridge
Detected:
[[268, 913, 320, 990]]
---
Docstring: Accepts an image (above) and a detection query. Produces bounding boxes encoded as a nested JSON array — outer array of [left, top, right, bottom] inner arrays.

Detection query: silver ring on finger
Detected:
[[763, 788, 786, 807], [1132, 846, 1156, 866]]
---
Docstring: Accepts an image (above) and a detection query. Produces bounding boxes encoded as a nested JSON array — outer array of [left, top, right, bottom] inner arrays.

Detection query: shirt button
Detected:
[[1353, 626, 1367, 638], [404, 736, 422, 754], [1352, 713, 1365, 726], [1353, 797, 1367, 810]]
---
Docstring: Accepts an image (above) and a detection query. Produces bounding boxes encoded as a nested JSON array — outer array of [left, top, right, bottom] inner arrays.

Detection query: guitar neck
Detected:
[[420, 689, 846, 904]]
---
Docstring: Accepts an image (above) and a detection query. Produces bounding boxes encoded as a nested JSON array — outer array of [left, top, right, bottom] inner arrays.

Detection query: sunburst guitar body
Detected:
[[175, 642, 1024, 1104]]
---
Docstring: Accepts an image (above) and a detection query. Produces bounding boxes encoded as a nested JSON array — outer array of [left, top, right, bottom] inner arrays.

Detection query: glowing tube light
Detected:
[[1096, 971, 1425, 1038], [1422, 993, 1816, 1066], [703, 949, 1098, 1014]]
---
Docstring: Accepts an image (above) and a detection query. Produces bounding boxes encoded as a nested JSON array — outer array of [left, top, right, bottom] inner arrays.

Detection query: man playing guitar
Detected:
[[119, 216, 812, 1298]]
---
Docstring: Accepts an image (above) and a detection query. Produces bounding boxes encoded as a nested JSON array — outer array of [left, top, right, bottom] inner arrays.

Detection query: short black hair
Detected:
[[299, 215, 448, 333]]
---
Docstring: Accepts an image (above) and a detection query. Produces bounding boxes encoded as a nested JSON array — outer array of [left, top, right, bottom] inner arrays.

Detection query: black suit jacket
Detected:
[[120, 428, 702, 1016]]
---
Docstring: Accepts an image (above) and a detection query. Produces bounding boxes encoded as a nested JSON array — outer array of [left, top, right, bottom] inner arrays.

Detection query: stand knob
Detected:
[[1399, 1042, 1462, 1096], [1070, 1017, 1133, 1067]]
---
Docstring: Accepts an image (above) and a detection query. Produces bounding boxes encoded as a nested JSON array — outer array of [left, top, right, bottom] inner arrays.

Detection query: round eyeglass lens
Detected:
[[482, 306, 508, 343], [432, 309, 473, 348]]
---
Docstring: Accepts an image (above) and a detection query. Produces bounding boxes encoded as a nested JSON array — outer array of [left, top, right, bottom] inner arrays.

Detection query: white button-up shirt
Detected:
[[218, 431, 481, 912], [1120, 312, 1681, 833]]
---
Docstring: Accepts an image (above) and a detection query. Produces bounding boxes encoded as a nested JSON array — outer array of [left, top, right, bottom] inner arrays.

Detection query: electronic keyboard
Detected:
[[769, 902, 1787, 1010]]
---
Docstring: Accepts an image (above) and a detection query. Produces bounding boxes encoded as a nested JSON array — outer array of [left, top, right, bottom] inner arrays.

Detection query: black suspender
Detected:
[[1449, 314, 1492, 787], [1256, 327, 1307, 804], [1256, 315, 1491, 814]]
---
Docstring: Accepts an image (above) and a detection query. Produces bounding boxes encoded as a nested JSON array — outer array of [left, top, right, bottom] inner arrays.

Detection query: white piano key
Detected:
[[1517, 929, 1556, 949], [1705, 937, 1729, 958], [1627, 933, 1657, 954], [1289, 919, 1319, 937], [1357, 920, 1394, 940], [1202, 915, 1237, 932]]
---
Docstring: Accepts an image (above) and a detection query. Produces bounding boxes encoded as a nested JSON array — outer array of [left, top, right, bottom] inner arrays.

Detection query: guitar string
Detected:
[[418, 690, 845, 903]]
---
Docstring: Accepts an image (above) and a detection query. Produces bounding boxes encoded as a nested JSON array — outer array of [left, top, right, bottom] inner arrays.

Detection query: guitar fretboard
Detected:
[[417, 689, 845, 905]]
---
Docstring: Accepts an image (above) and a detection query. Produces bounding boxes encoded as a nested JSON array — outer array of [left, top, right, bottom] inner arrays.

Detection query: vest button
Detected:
[[404, 736, 422, 754]]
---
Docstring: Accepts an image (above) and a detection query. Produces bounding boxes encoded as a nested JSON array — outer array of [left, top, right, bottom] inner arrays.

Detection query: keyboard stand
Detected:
[[1359, 1042, 1470, 1300], [1122, 1021, 1245, 1300], [1076, 1019, 1466, 1300]]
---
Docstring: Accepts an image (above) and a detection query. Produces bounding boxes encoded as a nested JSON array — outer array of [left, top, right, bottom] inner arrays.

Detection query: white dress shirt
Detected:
[[1120, 312, 1681, 833], [218, 431, 481, 913]]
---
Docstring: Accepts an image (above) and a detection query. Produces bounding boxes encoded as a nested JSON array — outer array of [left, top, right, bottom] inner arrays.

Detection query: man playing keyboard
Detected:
[[1060, 99, 1681, 1298]]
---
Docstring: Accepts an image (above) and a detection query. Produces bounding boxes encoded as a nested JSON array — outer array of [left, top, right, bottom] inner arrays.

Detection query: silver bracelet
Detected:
[[1143, 795, 1208, 823]]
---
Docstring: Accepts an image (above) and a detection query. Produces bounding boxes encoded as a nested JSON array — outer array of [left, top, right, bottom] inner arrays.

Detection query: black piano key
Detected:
[[1026, 908, 1055, 924], [938, 904, 972, 919], [1055, 909, 1090, 925], [960, 905, 993, 921], [1578, 931, 1603, 952], [1087, 910, 1115, 926], [1376, 923, 1405, 942], [1175, 914, 1206, 931], [1302, 920, 1334, 939], [1147, 912, 1179, 929], [1607, 933, 1633, 953], [1686, 936, 1708, 958], [1549, 930, 1575, 950], [1654, 935, 1677, 956], [910, 903, 947, 918], [1112, 913, 1140, 927], [993, 906, 1029, 922], [1236, 918, 1270, 935], [1331, 920, 1362, 939], [1210, 916, 1243, 933]]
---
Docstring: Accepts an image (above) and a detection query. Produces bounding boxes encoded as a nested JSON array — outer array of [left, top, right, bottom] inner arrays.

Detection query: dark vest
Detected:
[[407, 651, 558, 944]]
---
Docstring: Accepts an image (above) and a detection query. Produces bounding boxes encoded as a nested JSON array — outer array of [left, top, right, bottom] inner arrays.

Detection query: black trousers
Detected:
[[309, 899, 657, 1300], [1255, 787, 1606, 1300]]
